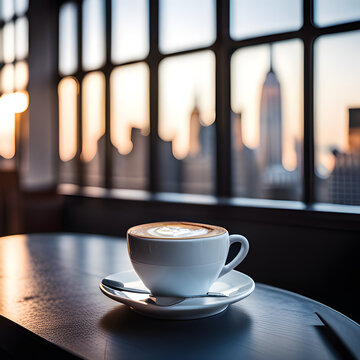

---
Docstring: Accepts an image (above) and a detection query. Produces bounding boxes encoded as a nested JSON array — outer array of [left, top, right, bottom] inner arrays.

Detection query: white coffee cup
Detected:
[[127, 221, 249, 297]]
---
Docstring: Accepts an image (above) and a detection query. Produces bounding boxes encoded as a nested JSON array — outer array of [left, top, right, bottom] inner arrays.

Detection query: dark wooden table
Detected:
[[0, 234, 359, 360]]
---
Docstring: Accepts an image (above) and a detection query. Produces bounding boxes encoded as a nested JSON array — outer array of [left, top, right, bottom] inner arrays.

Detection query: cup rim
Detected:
[[127, 221, 227, 240]]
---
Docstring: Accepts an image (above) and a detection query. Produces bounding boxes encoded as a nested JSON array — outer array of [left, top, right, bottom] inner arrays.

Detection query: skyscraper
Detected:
[[258, 47, 283, 171], [328, 108, 360, 205], [348, 108, 360, 154], [232, 111, 257, 197], [256, 45, 299, 200], [112, 127, 148, 189], [181, 97, 215, 194]]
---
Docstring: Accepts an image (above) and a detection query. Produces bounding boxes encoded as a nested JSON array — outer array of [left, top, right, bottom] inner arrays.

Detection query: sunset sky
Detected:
[[159, 51, 215, 159], [231, 40, 303, 171], [314, 30, 360, 176], [110, 62, 149, 155], [6, 0, 358, 178]]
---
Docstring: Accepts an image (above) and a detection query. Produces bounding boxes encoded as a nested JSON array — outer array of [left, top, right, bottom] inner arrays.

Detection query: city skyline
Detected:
[[232, 49, 301, 200], [56, 34, 360, 177], [231, 40, 302, 172], [2, 0, 360, 197], [315, 30, 360, 177]]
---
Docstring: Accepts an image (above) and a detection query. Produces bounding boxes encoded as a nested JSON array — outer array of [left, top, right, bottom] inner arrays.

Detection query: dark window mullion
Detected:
[[0, 18, 4, 89], [303, 0, 315, 204], [149, 0, 160, 192], [54, 1, 60, 184], [314, 19, 360, 35], [216, 0, 231, 197], [76, 0, 84, 186], [104, 0, 112, 188], [228, 29, 303, 50]]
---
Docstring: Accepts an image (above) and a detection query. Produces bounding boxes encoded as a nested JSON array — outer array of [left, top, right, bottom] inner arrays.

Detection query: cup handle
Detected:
[[218, 235, 249, 278]]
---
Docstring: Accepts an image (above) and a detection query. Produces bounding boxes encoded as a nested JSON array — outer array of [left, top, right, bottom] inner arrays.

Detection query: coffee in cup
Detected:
[[127, 221, 249, 297]]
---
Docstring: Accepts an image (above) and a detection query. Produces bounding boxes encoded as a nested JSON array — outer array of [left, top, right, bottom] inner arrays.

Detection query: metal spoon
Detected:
[[101, 279, 229, 307], [146, 295, 220, 306], [101, 278, 150, 294], [100, 283, 228, 307]]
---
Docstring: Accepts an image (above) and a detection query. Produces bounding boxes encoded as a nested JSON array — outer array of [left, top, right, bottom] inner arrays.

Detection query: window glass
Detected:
[[14, 60, 28, 90], [0, 29, 3, 63], [231, 39, 303, 200], [58, 77, 78, 184], [59, 2, 78, 75], [82, 71, 105, 186], [159, 0, 216, 54], [159, 50, 216, 194], [3, 22, 15, 63], [314, 31, 360, 205], [15, 0, 28, 16], [0, 64, 14, 93], [0, 95, 15, 159], [15, 17, 28, 60], [111, 0, 149, 63], [82, 0, 106, 71], [111, 63, 149, 189], [230, 0, 302, 40], [0, 0, 29, 172], [59, 77, 78, 163], [314, 0, 360, 27], [1, 0, 14, 22]]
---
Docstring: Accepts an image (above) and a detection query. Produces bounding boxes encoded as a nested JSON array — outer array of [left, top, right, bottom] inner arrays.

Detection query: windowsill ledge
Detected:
[[57, 183, 360, 214]]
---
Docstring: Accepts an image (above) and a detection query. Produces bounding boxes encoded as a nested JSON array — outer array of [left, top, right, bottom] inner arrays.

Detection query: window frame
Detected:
[[56, 0, 360, 214], [0, 5, 29, 91], [0, 1, 29, 163]]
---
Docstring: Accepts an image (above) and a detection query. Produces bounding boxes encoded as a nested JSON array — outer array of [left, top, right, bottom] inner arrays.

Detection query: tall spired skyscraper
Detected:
[[258, 46, 282, 170], [255, 45, 299, 200]]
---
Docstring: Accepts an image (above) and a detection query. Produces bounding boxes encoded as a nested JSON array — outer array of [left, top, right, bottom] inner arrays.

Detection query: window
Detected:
[[159, 0, 216, 53], [231, 39, 303, 200], [111, 63, 149, 189], [158, 51, 216, 194], [58, 0, 150, 189], [57, 0, 360, 207], [230, 0, 302, 40], [0, 0, 29, 164], [314, 31, 360, 205], [314, 0, 360, 27]]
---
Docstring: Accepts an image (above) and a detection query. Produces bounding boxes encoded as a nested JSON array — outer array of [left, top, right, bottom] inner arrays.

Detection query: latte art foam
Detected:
[[147, 226, 209, 238], [128, 222, 226, 239]]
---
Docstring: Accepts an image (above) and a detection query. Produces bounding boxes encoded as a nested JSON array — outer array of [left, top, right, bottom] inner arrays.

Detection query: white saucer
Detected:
[[100, 269, 255, 320]]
